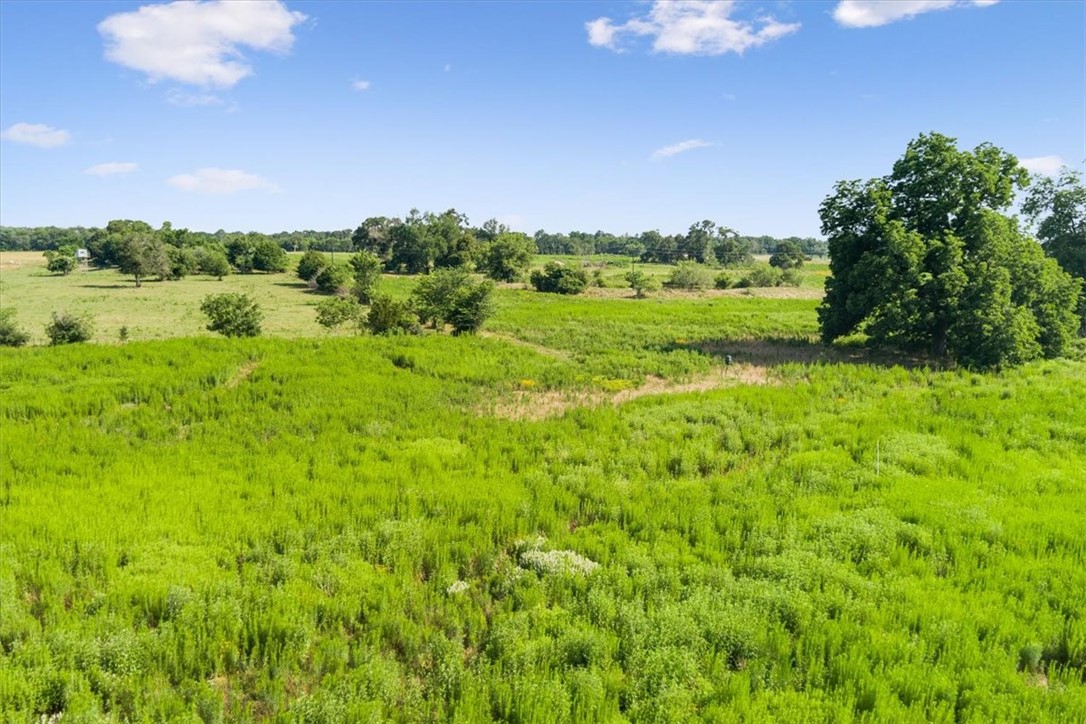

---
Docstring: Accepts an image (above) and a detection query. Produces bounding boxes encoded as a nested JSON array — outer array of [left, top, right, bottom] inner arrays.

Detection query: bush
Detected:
[[447, 280, 496, 334], [348, 251, 382, 303], [625, 270, 660, 298], [714, 272, 732, 289], [665, 261, 714, 291], [196, 249, 231, 280], [200, 293, 262, 338], [44, 248, 77, 275], [315, 297, 360, 331], [296, 250, 328, 282], [479, 232, 535, 281], [0, 308, 31, 346], [45, 311, 94, 345], [167, 247, 199, 280], [314, 264, 351, 295], [780, 268, 802, 287], [530, 262, 588, 295], [411, 268, 496, 333], [736, 265, 783, 288], [364, 295, 420, 336]]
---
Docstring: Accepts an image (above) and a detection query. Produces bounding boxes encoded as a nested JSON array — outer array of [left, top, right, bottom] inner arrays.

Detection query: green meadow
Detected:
[[2, 252, 1085, 721]]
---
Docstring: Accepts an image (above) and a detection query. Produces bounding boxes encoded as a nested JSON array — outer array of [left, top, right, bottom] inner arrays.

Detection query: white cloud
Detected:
[[652, 139, 714, 160], [85, 162, 139, 177], [351, 80, 371, 92], [98, 0, 307, 88], [167, 168, 277, 194], [1019, 155, 1065, 176], [1, 122, 71, 148], [833, 1, 998, 29], [586, 1, 800, 56], [166, 89, 225, 107]]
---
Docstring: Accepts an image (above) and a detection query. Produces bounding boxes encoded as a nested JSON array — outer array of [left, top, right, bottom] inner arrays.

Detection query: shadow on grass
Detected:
[[273, 281, 312, 290], [77, 283, 132, 289], [660, 336, 941, 370]]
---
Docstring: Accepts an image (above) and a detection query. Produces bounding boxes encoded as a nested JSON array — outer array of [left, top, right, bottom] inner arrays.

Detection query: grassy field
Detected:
[[2, 254, 1084, 721]]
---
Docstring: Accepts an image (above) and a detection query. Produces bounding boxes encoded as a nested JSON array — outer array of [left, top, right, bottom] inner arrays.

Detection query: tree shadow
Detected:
[[77, 283, 131, 289], [659, 336, 941, 370], [272, 281, 311, 290]]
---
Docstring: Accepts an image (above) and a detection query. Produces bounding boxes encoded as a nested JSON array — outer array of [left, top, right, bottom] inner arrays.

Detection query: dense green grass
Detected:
[[2, 252, 1084, 721]]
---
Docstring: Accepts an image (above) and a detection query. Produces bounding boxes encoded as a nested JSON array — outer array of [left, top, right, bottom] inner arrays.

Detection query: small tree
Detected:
[[314, 264, 351, 295], [447, 280, 496, 334], [44, 247, 77, 275], [769, 240, 807, 269], [200, 293, 263, 338], [296, 250, 328, 282], [348, 251, 382, 303], [315, 297, 360, 331], [166, 247, 199, 280], [0, 308, 31, 347], [46, 312, 94, 345], [479, 232, 535, 281], [665, 261, 713, 291], [197, 249, 231, 280], [117, 233, 170, 287], [530, 262, 588, 294], [625, 269, 660, 298], [364, 295, 420, 335]]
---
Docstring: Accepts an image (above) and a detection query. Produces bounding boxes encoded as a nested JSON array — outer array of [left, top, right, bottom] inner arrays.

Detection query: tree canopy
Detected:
[[819, 132, 1081, 368]]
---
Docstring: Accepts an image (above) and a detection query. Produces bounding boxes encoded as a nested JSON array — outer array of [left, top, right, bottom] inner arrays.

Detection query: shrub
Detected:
[[714, 272, 732, 290], [200, 293, 262, 338], [364, 295, 420, 336], [625, 270, 661, 298], [780, 268, 802, 287], [296, 250, 328, 282], [348, 251, 382, 303], [196, 249, 231, 280], [0, 308, 31, 346], [314, 264, 351, 295], [44, 248, 77, 275], [167, 247, 199, 280], [530, 262, 588, 295], [45, 311, 94, 345], [447, 280, 496, 334], [479, 232, 535, 281], [315, 297, 360, 331], [736, 265, 783, 288], [665, 261, 713, 291]]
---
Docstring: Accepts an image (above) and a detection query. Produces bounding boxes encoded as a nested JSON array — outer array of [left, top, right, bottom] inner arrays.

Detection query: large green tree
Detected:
[[1022, 167, 1086, 332], [819, 133, 1081, 368]]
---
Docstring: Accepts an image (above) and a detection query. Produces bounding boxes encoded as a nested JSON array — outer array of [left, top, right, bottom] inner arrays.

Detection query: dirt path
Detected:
[[479, 331, 571, 360], [487, 364, 774, 421]]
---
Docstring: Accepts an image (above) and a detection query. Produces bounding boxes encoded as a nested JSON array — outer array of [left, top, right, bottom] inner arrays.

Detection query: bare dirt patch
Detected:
[[488, 364, 774, 421]]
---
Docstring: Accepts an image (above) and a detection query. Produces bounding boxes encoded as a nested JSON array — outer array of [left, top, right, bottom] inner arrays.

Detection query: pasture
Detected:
[[1, 252, 1084, 721]]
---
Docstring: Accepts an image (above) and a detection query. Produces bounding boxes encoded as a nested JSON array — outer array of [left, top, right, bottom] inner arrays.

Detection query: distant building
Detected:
[[76, 248, 90, 260]]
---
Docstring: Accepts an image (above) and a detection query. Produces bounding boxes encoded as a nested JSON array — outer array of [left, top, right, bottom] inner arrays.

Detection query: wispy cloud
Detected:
[[587, 1, 799, 56], [1019, 155, 1064, 176], [351, 80, 372, 92], [85, 162, 139, 177], [98, 0, 307, 88], [167, 168, 278, 194], [166, 89, 225, 107], [652, 139, 714, 160], [1, 122, 72, 148], [833, 1, 998, 29]]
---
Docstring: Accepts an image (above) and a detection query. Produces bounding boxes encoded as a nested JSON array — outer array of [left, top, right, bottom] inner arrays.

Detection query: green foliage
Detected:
[[314, 297, 360, 331], [820, 132, 1081, 368], [166, 246, 199, 280], [44, 247, 77, 275], [714, 272, 733, 289], [624, 269, 660, 298], [665, 261, 714, 291], [713, 232, 753, 268], [480, 232, 535, 281], [195, 248, 231, 280], [0, 307, 31, 346], [769, 239, 807, 269], [296, 250, 329, 282], [348, 251, 382, 303], [226, 236, 288, 274], [365, 295, 421, 335], [1023, 167, 1086, 332], [116, 232, 170, 287], [199, 293, 263, 338], [530, 262, 589, 295], [313, 264, 351, 295], [410, 268, 495, 333], [45, 311, 93, 345], [735, 265, 800, 288]]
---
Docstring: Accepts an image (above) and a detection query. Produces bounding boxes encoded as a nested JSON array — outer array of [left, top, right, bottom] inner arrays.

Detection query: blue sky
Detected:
[[0, 1, 1082, 237]]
